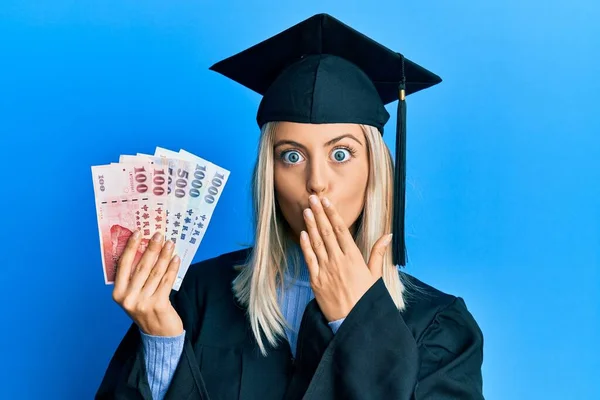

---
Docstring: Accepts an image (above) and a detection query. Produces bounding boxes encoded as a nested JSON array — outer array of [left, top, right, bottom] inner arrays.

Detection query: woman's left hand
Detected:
[[299, 195, 394, 322]]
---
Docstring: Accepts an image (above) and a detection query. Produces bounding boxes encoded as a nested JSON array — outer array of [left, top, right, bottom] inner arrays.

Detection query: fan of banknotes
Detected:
[[91, 147, 230, 291]]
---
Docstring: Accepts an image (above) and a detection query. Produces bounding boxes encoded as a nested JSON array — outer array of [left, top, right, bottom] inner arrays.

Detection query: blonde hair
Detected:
[[232, 121, 424, 356]]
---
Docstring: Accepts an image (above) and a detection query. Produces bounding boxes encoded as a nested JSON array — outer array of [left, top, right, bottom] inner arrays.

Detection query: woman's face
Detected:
[[273, 122, 369, 243]]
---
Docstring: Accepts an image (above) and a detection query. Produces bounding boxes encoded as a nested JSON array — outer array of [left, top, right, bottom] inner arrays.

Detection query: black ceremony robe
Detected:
[[96, 247, 484, 399]]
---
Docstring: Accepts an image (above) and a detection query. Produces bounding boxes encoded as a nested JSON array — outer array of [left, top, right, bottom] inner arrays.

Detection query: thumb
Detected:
[[367, 234, 393, 278]]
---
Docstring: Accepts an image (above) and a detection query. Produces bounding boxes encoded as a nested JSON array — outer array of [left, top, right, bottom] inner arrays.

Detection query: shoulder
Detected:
[[398, 271, 483, 345]]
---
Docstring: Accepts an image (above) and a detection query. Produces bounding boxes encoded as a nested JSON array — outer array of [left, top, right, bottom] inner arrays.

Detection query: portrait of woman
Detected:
[[5, 0, 600, 397], [96, 13, 484, 400]]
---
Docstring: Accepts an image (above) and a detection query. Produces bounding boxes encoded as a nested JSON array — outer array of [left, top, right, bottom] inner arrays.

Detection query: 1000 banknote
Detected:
[[92, 147, 229, 290]]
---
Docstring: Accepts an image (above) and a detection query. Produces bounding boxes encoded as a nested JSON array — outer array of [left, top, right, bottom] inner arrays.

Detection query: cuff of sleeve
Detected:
[[328, 317, 345, 334], [139, 328, 186, 342]]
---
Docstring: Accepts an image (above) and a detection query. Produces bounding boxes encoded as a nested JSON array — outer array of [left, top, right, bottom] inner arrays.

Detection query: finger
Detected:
[[367, 234, 393, 278], [114, 230, 142, 292], [303, 207, 328, 264], [128, 231, 165, 293], [299, 230, 319, 280], [320, 196, 355, 254], [139, 240, 175, 298], [154, 254, 181, 299], [308, 195, 342, 258]]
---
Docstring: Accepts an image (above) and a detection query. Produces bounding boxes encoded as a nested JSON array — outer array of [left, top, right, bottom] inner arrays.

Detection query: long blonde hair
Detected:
[[232, 121, 422, 356]]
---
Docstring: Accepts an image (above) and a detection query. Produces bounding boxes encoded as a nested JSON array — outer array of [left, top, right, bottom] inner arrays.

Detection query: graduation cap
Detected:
[[209, 13, 441, 267]]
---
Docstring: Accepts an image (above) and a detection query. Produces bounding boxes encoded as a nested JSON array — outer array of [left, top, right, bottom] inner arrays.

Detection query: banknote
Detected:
[[174, 149, 230, 288], [92, 148, 229, 290], [91, 163, 155, 285], [119, 155, 169, 237], [152, 148, 197, 264]]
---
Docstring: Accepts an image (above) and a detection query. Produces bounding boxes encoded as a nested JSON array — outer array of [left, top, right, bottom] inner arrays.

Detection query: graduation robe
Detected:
[[96, 247, 484, 399]]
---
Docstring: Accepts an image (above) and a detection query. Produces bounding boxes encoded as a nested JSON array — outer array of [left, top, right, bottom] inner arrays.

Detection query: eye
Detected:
[[331, 148, 352, 163], [281, 150, 305, 164]]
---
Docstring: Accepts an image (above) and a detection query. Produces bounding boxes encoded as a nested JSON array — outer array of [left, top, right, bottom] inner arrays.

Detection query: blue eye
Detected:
[[279, 146, 356, 165], [281, 150, 304, 164], [331, 148, 351, 163]]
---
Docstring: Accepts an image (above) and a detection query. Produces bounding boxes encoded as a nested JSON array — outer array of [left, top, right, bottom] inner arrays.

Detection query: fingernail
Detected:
[[173, 255, 180, 263], [384, 234, 393, 245], [132, 230, 141, 239], [300, 231, 308, 241], [304, 208, 314, 220], [321, 197, 330, 208], [309, 195, 319, 205], [152, 232, 163, 242], [165, 240, 173, 250]]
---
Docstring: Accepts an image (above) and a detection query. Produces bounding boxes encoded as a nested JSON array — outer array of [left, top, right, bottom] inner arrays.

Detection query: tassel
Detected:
[[392, 55, 407, 267]]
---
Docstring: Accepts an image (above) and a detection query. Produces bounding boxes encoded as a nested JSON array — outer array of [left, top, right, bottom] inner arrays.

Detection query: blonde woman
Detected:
[[97, 14, 484, 400]]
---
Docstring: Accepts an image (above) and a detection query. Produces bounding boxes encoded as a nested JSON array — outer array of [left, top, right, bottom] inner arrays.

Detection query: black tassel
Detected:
[[392, 55, 407, 267]]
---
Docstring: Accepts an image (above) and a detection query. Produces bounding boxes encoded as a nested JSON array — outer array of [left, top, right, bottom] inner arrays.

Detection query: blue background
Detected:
[[1, 1, 598, 398]]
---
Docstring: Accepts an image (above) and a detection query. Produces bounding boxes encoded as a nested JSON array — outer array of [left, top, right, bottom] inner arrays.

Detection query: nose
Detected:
[[305, 159, 328, 196]]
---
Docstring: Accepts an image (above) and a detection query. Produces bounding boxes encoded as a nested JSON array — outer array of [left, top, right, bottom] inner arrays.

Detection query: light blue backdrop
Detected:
[[1, 1, 598, 399]]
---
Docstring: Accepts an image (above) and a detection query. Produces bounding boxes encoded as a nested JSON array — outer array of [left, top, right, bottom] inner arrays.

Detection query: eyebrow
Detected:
[[273, 134, 363, 150]]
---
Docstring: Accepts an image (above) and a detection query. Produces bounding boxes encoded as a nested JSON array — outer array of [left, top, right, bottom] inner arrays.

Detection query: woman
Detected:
[[96, 14, 484, 400]]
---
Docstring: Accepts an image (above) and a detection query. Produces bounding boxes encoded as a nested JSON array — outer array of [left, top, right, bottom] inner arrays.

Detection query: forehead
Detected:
[[274, 122, 364, 144]]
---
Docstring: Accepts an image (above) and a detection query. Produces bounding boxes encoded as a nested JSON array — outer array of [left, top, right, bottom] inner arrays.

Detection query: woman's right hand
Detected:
[[112, 230, 184, 337]]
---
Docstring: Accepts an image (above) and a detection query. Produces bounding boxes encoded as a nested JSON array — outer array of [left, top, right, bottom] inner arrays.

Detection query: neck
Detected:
[[285, 240, 311, 282]]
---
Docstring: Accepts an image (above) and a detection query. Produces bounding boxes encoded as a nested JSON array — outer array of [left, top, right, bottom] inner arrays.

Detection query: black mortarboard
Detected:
[[210, 13, 441, 267]]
